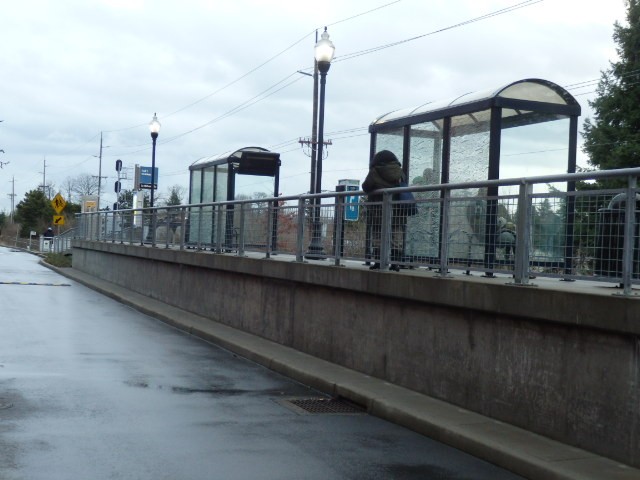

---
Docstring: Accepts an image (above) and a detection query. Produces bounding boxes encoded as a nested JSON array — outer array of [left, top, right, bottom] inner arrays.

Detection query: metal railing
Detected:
[[75, 168, 640, 296]]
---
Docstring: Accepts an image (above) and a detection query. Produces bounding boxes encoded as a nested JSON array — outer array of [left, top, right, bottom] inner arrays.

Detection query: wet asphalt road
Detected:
[[0, 247, 524, 480]]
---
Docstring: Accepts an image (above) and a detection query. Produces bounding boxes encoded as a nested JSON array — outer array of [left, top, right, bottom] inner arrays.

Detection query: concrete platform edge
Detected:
[[44, 263, 640, 480]]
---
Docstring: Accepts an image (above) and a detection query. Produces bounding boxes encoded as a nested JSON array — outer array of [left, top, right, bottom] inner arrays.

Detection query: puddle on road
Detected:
[[123, 379, 287, 398]]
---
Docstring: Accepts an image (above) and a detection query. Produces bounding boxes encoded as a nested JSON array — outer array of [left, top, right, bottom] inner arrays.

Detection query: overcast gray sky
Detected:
[[0, 0, 629, 213]]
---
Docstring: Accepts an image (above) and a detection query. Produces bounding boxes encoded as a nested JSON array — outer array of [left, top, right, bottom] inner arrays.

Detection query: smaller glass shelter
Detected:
[[188, 147, 281, 247], [368, 78, 581, 270]]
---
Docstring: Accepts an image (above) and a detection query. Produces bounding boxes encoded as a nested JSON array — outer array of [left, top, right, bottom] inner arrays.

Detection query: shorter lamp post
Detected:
[[149, 113, 161, 245], [306, 27, 335, 258], [149, 113, 161, 208]]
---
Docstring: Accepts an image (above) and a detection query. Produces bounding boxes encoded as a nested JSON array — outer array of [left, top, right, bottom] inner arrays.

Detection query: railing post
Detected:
[[111, 211, 116, 243], [197, 206, 203, 250], [620, 175, 638, 296], [151, 209, 157, 247], [119, 211, 124, 244], [334, 193, 344, 266], [96, 212, 102, 241], [265, 201, 274, 259], [215, 204, 224, 253], [380, 192, 392, 271], [438, 188, 451, 277], [140, 210, 145, 246], [179, 207, 186, 251], [513, 181, 533, 285], [129, 211, 134, 245], [238, 203, 246, 257], [296, 197, 305, 262], [165, 208, 171, 249]]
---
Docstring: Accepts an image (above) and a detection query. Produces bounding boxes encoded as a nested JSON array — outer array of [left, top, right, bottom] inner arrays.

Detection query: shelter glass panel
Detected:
[[188, 169, 203, 245], [499, 115, 571, 267], [202, 168, 215, 203], [499, 115, 570, 195], [235, 174, 276, 199], [212, 165, 229, 244], [449, 110, 490, 194], [188, 167, 216, 246], [374, 128, 404, 164], [215, 165, 228, 202], [448, 111, 490, 262], [196, 167, 215, 245], [406, 121, 443, 259], [408, 121, 442, 186], [189, 170, 202, 204]]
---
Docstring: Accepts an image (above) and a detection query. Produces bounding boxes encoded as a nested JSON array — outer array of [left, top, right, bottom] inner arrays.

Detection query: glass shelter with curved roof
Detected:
[[368, 78, 581, 270], [188, 147, 281, 248]]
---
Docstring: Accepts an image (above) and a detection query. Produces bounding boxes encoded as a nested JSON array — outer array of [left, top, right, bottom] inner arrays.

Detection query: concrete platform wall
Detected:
[[72, 240, 640, 467]]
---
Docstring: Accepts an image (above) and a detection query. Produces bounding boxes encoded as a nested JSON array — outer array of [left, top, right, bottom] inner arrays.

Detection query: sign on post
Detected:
[[82, 199, 97, 213], [339, 179, 360, 221], [51, 193, 66, 214], [53, 215, 65, 226], [138, 166, 159, 190]]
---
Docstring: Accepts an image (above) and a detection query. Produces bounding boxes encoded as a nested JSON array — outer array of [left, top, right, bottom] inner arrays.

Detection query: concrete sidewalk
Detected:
[[46, 263, 639, 480]]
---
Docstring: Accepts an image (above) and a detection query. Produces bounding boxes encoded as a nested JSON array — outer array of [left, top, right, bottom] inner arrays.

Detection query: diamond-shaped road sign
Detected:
[[51, 193, 66, 214]]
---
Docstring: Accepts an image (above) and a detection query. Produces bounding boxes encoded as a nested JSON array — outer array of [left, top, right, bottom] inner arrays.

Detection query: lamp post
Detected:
[[149, 113, 161, 208], [306, 27, 335, 258]]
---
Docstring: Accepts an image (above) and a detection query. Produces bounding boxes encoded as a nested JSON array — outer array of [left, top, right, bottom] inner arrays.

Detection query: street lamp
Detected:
[[314, 27, 335, 198], [149, 113, 161, 208], [306, 27, 335, 258]]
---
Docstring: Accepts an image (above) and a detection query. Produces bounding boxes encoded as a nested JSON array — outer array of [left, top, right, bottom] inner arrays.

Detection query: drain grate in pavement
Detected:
[[277, 397, 365, 415]]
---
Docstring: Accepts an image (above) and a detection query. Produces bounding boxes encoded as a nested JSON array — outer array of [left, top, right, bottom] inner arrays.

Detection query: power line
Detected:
[[105, 0, 536, 147], [334, 0, 543, 63], [153, 0, 545, 150], [326, 0, 403, 28], [101, 1, 404, 135]]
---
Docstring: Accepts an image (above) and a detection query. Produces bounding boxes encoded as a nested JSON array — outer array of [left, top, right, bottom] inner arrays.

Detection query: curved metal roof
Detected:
[[189, 146, 271, 170], [370, 78, 580, 131]]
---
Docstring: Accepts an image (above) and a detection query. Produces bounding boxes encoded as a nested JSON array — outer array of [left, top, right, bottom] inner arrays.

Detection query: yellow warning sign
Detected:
[[51, 193, 67, 214], [53, 215, 65, 226]]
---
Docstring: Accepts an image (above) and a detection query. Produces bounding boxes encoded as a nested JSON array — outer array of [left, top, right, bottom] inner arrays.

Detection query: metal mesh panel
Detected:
[[74, 171, 640, 293]]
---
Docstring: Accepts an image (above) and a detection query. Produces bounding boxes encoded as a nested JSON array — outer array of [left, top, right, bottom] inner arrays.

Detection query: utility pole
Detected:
[[92, 132, 108, 211], [39, 157, 48, 198], [8, 176, 16, 223], [98, 132, 103, 210]]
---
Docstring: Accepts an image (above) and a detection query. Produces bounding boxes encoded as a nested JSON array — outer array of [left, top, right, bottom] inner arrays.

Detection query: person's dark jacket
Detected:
[[362, 150, 404, 202]]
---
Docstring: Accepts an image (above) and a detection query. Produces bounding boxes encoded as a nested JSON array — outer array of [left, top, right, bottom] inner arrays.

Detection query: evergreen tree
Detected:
[[582, 0, 640, 184], [164, 185, 185, 206], [117, 189, 135, 210], [14, 189, 55, 237]]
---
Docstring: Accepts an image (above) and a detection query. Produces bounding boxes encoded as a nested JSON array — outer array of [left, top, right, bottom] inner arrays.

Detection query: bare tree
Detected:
[[60, 177, 75, 202], [62, 173, 99, 203]]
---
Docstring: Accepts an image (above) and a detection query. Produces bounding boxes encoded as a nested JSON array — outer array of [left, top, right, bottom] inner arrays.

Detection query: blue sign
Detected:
[[139, 166, 159, 189], [344, 185, 360, 221]]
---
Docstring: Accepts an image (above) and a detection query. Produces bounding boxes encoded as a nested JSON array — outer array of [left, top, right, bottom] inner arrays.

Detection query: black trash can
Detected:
[[594, 193, 640, 279]]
